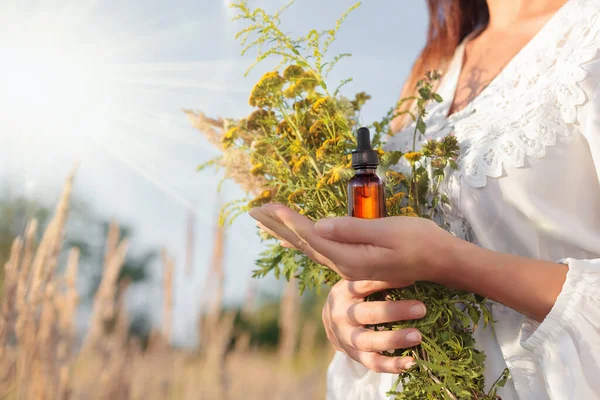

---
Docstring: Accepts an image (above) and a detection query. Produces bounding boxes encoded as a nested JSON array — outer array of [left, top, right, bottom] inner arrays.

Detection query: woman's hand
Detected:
[[249, 203, 458, 286], [323, 279, 427, 373]]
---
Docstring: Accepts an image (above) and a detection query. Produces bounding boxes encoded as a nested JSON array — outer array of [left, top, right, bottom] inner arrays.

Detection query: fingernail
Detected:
[[405, 330, 421, 344], [315, 219, 334, 235], [410, 304, 426, 318], [397, 358, 416, 372]]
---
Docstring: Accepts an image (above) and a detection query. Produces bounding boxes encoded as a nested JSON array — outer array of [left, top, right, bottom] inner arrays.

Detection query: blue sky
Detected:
[[0, 0, 428, 345]]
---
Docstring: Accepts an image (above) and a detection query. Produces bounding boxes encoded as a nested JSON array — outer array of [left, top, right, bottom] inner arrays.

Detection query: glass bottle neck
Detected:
[[353, 166, 377, 175]]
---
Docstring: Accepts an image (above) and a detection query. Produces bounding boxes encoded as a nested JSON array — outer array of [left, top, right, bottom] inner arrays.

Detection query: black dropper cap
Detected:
[[352, 127, 379, 169]]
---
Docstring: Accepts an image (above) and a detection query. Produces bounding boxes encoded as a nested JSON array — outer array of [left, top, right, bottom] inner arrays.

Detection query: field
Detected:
[[0, 172, 331, 400]]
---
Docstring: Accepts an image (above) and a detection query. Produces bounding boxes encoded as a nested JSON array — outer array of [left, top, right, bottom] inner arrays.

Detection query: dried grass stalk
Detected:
[[278, 277, 300, 362], [161, 249, 174, 344]]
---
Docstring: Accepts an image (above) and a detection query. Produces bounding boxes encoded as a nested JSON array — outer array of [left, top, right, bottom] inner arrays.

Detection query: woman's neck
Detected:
[[485, 0, 568, 30]]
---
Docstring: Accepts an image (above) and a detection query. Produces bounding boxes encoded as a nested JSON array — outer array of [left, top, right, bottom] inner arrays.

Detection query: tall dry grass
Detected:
[[0, 172, 331, 400]]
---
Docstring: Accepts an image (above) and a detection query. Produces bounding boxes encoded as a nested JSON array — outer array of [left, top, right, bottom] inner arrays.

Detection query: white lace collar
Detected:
[[418, 0, 600, 189]]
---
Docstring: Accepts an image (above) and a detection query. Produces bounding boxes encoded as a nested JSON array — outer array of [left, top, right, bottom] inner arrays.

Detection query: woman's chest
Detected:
[[420, 56, 599, 252], [450, 18, 557, 116]]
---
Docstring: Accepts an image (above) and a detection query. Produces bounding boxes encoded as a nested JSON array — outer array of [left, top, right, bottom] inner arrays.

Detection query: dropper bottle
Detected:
[[347, 127, 386, 219]]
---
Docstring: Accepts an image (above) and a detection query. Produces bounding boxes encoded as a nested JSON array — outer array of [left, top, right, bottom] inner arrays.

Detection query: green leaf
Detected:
[[432, 169, 444, 178], [416, 119, 426, 134], [432, 93, 443, 103], [381, 151, 404, 168]]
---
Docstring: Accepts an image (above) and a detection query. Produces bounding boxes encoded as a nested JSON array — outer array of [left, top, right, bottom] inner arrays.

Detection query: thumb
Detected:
[[314, 217, 398, 247]]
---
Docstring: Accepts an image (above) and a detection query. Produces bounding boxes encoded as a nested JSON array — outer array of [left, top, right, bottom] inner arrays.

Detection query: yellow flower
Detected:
[[375, 148, 385, 156], [387, 192, 405, 207], [351, 91, 372, 111], [276, 120, 293, 138], [327, 166, 344, 185], [257, 71, 283, 89], [316, 147, 326, 161], [251, 140, 268, 155], [315, 137, 341, 161], [249, 71, 284, 107], [400, 206, 418, 217], [293, 99, 311, 111], [287, 189, 305, 204], [323, 137, 341, 148], [316, 176, 328, 189], [309, 120, 327, 137], [292, 156, 307, 173], [224, 127, 237, 139], [403, 152, 423, 163], [283, 65, 304, 80], [299, 71, 319, 92], [385, 171, 406, 181], [248, 190, 273, 208], [289, 139, 303, 154], [250, 163, 265, 176], [311, 97, 331, 113], [247, 109, 275, 131], [222, 127, 238, 149], [283, 82, 302, 99]]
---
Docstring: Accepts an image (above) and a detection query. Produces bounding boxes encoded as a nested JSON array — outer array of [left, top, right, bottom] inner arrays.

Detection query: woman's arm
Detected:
[[252, 203, 567, 323], [438, 239, 568, 322]]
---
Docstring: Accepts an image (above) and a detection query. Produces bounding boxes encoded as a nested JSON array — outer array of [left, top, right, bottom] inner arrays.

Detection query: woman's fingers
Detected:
[[345, 347, 416, 374], [256, 222, 297, 249], [280, 240, 296, 249], [347, 300, 426, 325], [252, 206, 335, 268], [346, 327, 422, 353], [250, 207, 300, 245], [257, 222, 287, 242], [344, 280, 415, 298], [260, 204, 387, 277], [315, 216, 400, 248], [256, 221, 298, 250]]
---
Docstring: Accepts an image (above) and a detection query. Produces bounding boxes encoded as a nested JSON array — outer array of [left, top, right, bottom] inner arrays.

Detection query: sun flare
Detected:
[[0, 1, 233, 209], [2, 39, 108, 127]]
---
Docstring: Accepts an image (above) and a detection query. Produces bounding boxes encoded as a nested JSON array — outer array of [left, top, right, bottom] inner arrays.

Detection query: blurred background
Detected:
[[0, 1, 427, 398]]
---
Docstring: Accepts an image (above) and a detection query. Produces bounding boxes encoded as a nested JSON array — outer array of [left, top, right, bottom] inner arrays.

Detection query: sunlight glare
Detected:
[[3, 41, 104, 126], [0, 1, 245, 217]]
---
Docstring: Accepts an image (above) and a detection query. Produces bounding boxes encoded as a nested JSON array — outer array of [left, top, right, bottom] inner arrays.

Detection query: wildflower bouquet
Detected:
[[188, 1, 508, 399]]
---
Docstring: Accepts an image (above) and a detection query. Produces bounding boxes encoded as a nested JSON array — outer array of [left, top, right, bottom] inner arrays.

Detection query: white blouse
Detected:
[[327, 1, 600, 399]]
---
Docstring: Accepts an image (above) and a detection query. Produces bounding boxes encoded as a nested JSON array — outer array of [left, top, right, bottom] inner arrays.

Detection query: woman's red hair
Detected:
[[391, 0, 489, 133]]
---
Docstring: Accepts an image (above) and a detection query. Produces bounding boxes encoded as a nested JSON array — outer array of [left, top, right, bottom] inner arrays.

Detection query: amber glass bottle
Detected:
[[347, 127, 386, 219]]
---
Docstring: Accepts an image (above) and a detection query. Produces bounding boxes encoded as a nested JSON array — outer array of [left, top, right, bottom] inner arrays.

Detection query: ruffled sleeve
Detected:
[[520, 258, 600, 397], [520, 80, 600, 398]]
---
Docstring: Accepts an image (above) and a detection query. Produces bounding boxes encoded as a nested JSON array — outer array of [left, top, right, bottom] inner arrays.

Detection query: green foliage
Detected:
[[197, 1, 511, 398], [232, 287, 329, 349], [371, 286, 508, 399]]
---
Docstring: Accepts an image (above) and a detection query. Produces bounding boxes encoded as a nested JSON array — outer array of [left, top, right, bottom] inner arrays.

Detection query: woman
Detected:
[[250, 0, 600, 398]]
